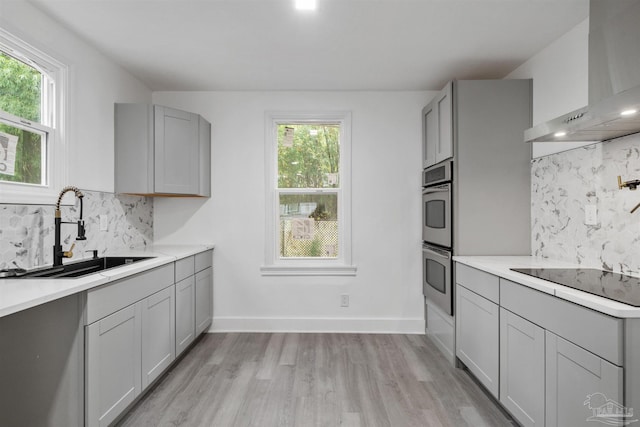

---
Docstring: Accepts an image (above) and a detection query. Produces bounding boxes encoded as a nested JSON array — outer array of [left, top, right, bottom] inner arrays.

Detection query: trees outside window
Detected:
[[263, 112, 354, 276], [0, 28, 66, 204]]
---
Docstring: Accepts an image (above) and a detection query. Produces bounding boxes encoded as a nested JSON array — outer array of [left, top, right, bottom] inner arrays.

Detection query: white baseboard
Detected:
[[210, 317, 425, 334]]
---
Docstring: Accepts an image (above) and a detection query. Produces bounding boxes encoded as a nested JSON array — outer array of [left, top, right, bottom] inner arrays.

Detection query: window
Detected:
[[0, 28, 67, 204], [262, 112, 355, 276]]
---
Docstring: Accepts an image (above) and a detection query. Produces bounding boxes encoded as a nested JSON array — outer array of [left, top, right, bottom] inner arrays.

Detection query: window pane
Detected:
[[0, 121, 44, 185], [0, 52, 42, 123], [279, 193, 338, 258], [277, 123, 340, 189]]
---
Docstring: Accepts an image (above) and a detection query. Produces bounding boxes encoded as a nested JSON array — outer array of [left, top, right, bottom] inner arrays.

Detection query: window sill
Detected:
[[260, 264, 357, 276]]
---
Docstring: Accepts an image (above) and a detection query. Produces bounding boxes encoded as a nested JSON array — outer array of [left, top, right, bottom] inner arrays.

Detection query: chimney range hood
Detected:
[[524, 0, 640, 143]]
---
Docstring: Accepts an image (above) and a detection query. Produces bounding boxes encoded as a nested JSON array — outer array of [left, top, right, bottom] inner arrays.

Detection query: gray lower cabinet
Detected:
[[141, 286, 176, 389], [86, 303, 142, 427], [499, 308, 545, 427], [175, 275, 196, 355], [455, 284, 499, 398], [195, 266, 213, 335], [455, 262, 627, 427], [546, 331, 623, 427], [85, 252, 212, 426]]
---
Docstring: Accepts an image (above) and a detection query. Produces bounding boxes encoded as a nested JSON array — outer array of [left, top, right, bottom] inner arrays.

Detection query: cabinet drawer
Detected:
[[86, 263, 174, 325], [195, 249, 213, 272], [500, 278, 623, 365], [455, 263, 499, 303], [175, 256, 195, 282]]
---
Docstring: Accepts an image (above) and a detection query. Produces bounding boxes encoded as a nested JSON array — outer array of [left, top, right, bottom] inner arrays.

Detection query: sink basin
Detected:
[[13, 256, 154, 279]]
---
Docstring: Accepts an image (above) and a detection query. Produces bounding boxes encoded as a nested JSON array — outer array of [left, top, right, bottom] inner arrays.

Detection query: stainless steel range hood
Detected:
[[525, 0, 640, 143]]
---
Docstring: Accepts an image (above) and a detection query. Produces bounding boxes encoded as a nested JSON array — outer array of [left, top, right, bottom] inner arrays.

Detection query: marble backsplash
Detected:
[[0, 190, 152, 270], [532, 132, 640, 275]]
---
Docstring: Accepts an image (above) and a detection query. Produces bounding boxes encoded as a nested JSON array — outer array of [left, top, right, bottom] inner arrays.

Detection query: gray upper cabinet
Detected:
[[115, 103, 211, 197], [422, 102, 437, 168], [422, 82, 453, 168]]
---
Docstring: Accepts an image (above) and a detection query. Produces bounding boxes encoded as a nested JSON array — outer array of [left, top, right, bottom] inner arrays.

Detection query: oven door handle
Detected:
[[423, 245, 451, 260], [422, 185, 450, 195]]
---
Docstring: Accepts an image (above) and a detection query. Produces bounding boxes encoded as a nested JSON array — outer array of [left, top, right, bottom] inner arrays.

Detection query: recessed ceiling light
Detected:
[[621, 109, 638, 117], [295, 0, 317, 11], [554, 131, 567, 137]]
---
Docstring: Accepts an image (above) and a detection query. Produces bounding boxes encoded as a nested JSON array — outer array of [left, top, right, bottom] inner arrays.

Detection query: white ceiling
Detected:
[[29, 0, 589, 91]]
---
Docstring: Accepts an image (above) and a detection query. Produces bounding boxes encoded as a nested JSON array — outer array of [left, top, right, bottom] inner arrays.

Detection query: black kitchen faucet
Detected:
[[53, 186, 87, 266]]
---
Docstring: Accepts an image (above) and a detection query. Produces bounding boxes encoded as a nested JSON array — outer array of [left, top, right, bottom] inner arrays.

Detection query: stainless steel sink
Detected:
[[8, 256, 154, 279]]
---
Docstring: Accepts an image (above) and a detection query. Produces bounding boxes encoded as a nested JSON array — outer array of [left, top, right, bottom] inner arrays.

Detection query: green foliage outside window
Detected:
[[277, 124, 339, 189], [0, 51, 44, 184]]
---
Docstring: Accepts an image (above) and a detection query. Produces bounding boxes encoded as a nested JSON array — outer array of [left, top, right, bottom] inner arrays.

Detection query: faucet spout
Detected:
[[53, 186, 86, 267]]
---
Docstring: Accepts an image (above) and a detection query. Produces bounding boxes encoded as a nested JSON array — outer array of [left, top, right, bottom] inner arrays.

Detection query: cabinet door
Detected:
[[199, 115, 212, 197], [86, 303, 142, 427], [546, 331, 623, 427], [154, 105, 199, 194], [455, 284, 499, 398], [195, 266, 213, 335], [422, 101, 437, 168], [141, 286, 176, 389], [435, 82, 453, 163], [175, 276, 196, 355], [500, 308, 545, 427]]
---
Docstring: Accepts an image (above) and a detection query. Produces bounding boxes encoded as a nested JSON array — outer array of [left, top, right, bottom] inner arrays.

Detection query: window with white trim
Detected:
[[262, 112, 355, 276], [0, 28, 67, 204]]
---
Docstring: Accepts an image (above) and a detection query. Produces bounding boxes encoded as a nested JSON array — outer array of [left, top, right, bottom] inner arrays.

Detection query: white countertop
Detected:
[[0, 244, 214, 318], [453, 256, 640, 318]]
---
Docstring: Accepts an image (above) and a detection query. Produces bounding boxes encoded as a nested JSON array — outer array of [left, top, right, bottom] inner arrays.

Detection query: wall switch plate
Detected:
[[340, 294, 349, 307], [585, 204, 598, 225], [99, 214, 108, 231]]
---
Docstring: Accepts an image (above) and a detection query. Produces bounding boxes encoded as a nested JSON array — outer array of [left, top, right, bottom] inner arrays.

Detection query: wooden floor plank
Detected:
[[117, 333, 515, 427]]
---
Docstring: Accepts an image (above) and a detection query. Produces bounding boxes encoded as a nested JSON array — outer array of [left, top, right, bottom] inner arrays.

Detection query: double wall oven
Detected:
[[422, 161, 453, 315]]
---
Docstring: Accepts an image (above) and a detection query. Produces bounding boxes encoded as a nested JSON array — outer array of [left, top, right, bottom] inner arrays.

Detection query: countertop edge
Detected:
[[453, 256, 640, 318], [0, 244, 214, 319]]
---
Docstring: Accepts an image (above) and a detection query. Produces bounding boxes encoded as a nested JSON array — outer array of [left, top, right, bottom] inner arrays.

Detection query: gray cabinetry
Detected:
[[175, 253, 196, 355], [455, 284, 499, 398], [422, 81, 453, 168], [546, 331, 623, 427], [455, 262, 625, 427], [86, 303, 142, 427], [154, 105, 199, 194], [195, 249, 214, 335], [115, 103, 211, 197], [175, 275, 195, 355], [499, 308, 545, 427], [195, 266, 213, 335], [85, 264, 175, 427], [175, 250, 213, 353], [141, 286, 175, 389]]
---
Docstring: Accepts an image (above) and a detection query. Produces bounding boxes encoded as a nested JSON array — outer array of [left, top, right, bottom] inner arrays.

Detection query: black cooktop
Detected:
[[511, 268, 640, 307]]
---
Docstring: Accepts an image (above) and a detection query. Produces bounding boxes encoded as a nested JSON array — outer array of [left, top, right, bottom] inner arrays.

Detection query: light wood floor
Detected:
[[117, 333, 515, 427]]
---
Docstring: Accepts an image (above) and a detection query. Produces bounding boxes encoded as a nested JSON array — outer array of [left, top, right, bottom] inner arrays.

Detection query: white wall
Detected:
[[507, 18, 592, 158], [152, 91, 431, 333], [0, 0, 151, 193]]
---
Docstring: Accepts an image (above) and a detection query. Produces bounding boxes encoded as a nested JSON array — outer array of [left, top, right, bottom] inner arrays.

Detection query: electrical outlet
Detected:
[[99, 214, 108, 231], [585, 204, 597, 225], [340, 294, 349, 307]]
